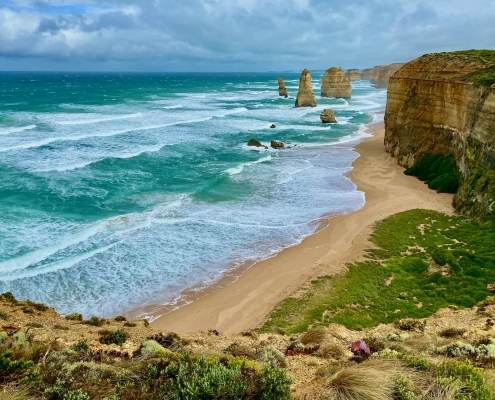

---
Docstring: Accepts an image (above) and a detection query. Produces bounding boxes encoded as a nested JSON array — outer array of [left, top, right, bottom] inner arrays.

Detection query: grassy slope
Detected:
[[261, 209, 495, 334], [445, 49, 495, 86]]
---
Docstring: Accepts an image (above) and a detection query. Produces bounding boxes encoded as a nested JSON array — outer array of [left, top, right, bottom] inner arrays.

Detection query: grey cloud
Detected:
[[0, 0, 494, 71]]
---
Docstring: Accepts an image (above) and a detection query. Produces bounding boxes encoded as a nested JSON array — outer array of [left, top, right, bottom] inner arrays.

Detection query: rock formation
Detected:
[[320, 109, 337, 123], [277, 78, 288, 98], [375, 63, 405, 88], [362, 69, 373, 80], [270, 124, 276, 129], [321, 67, 352, 99], [345, 69, 361, 81], [270, 140, 284, 149], [248, 139, 263, 147], [384, 51, 495, 220], [370, 66, 381, 84], [294, 69, 317, 107]]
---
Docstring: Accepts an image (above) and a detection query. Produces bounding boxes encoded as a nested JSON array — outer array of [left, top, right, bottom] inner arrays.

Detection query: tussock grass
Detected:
[[0, 385, 33, 400], [317, 343, 345, 360], [300, 328, 327, 345]]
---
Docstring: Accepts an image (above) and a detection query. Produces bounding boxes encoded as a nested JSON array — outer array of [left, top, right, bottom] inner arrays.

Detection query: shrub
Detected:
[[114, 316, 127, 322], [0, 351, 33, 378], [325, 365, 394, 400], [1, 292, 17, 303], [435, 341, 476, 357], [26, 300, 49, 312], [0, 332, 8, 345], [439, 327, 466, 338], [99, 329, 129, 346], [22, 307, 34, 314], [140, 340, 169, 359], [81, 316, 105, 327], [65, 313, 82, 321], [63, 389, 91, 400], [395, 319, 424, 332], [393, 374, 417, 400], [54, 325, 69, 331], [25, 323, 43, 329], [299, 327, 327, 345], [387, 333, 410, 342], [259, 346, 288, 368], [123, 322, 136, 327], [73, 342, 89, 352], [12, 332, 27, 347], [227, 343, 257, 359], [405, 154, 459, 194]]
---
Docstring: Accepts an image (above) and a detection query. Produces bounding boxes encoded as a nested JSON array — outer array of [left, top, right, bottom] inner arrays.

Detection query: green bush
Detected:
[[81, 316, 105, 326], [394, 374, 417, 400], [259, 346, 288, 368], [99, 329, 129, 346], [405, 154, 459, 193], [73, 342, 89, 352], [0, 351, 34, 378], [63, 389, 91, 400], [65, 313, 83, 321]]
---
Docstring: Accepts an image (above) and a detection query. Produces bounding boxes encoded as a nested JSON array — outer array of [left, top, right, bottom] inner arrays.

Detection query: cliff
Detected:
[[374, 63, 405, 88], [370, 65, 381, 83], [294, 69, 317, 107], [277, 77, 288, 97], [321, 67, 352, 99], [345, 69, 361, 81], [362, 68, 372, 80], [384, 50, 495, 220]]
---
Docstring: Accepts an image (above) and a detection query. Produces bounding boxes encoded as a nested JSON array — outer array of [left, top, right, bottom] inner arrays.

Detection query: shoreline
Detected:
[[150, 121, 455, 335]]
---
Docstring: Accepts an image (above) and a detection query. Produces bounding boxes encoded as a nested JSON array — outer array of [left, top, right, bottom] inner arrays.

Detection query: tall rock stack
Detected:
[[294, 69, 317, 107], [345, 69, 362, 81], [375, 63, 405, 88], [362, 69, 373, 80], [321, 67, 352, 99], [278, 78, 288, 98]]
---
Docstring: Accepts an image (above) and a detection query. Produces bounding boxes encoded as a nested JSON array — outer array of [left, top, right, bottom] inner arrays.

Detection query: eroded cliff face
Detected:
[[321, 67, 351, 99], [384, 52, 495, 219], [345, 69, 361, 81], [362, 68, 372, 80], [375, 63, 405, 88]]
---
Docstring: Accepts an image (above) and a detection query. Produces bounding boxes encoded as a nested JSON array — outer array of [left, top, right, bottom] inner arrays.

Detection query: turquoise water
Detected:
[[0, 72, 386, 318]]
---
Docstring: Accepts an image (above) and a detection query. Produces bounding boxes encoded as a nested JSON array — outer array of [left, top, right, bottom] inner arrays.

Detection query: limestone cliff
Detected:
[[362, 68, 372, 80], [370, 66, 381, 84], [295, 69, 317, 107], [345, 69, 361, 81], [375, 63, 405, 88], [278, 78, 288, 97], [321, 67, 352, 99], [384, 51, 495, 220]]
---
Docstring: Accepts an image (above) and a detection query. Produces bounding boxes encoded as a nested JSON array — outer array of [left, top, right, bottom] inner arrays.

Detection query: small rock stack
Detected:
[[277, 78, 288, 98], [295, 69, 317, 108]]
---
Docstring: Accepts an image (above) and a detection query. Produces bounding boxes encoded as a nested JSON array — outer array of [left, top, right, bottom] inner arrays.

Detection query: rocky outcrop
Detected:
[[370, 66, 381, 84], [362, 69, 373, 80], [384, 51, 495, 220], [248, 139, 263, 147], [321, 67, 352, 99], [278, 78, 288, 98], [270, 124, 276, 129], [320, 109, 337, 123], [375, 63, 405, 88], [345, 69, 361, 81], [270, 140, 284, 149], [294, 69, 317, 107]]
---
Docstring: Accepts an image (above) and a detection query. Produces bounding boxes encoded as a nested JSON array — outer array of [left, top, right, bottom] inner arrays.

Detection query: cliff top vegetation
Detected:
[[443, 49, 495, 87]]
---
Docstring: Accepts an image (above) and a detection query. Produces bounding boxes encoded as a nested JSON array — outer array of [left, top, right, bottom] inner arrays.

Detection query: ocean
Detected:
[[0, 72, 386, 319]]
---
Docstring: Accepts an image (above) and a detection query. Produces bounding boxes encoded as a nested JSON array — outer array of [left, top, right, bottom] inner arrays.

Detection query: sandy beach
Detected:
[[151, 121, 455, 335]]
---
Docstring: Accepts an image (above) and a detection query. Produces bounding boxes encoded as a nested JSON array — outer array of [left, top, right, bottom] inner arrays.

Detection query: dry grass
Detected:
[[324, 361, 398, 400], [317, 343, 345, 360], [423, 380, 460, 400], [0, 385, 33, 400], [300, 328, 327, 345]]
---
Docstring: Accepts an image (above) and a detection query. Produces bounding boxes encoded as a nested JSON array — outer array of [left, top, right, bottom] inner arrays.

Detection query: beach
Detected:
[[151, 121, 455, 335]]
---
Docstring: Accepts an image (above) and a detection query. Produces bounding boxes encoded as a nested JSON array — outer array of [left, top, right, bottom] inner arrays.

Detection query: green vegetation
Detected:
[[404, 154, 459, 193], [81, 316, 106, 327], [261, 209, 495, 333], [64, 313, 82, 321], [98, 329, 129, 346], [444, 49, 495, 87]]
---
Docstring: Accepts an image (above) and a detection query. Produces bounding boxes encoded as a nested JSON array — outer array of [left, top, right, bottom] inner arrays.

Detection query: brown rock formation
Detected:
[[277, 78, 288, 98], [294, 69, 317, 107], [270, 140, 284, 149], [362, 69, 373, 80], [345, 69, 362, 81], [375, 63, 405, 88], [248, 139, 263, 147], [384, 51, 495, 219], [320, 109, 337, 123], [370, 66, 382, 84], [321, 67, 352, 99]]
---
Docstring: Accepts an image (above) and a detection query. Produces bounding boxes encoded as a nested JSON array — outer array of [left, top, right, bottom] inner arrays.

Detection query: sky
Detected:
[[0, 0, 494, 72]]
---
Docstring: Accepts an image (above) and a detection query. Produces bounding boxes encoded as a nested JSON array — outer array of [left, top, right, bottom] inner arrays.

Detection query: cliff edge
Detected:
[[384, 50, 495, 220]]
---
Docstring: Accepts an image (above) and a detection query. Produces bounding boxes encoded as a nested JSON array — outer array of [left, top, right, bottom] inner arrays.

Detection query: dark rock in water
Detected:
[[320, 109, 337, 123], [248, 138, 263, 147], [270, 124, 276, 129], [271, 140, 284, 149]]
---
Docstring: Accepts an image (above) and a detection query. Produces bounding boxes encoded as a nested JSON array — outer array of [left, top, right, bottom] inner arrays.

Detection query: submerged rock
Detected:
[[320, 109, 337, 123], [277, 78, 288, 98], [321, 67, 352, 99], [294, 69, 317, 108], [270, 140, 284, 149], [270, 124, 276, 129]]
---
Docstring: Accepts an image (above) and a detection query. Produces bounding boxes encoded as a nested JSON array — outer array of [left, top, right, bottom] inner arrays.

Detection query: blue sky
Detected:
[[1, 0, 494, 72]]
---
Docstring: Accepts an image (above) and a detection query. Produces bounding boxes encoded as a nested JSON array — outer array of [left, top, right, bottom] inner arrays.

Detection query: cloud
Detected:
[[0, 0, 494, 71]]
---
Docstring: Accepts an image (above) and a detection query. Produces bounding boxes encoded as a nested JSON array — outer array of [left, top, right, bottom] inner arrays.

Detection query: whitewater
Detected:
[[0, 72, 386, 318]]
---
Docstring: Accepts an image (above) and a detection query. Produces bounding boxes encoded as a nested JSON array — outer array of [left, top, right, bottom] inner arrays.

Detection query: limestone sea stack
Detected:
[[362, 69, 373, 80], [320, 109, 337, 123], [277, 78, 288, 98], [321, 67, 352, 99], [345, 69, 362, 81], [294, 69, 317, 107], [370, 66, 381, 84]]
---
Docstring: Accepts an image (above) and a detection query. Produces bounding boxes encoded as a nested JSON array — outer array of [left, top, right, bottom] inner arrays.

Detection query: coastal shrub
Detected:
[[0, 351, 33, 379], [393, 374, 417, 400], [1, 292, 17, 303], [114, 316, 127, 322], [317, 343, 345, 360], [53, 325, 69, 331], [65, 313, 82, 321], [81, 316, 105, 327], [25, 300, 49, 312], [99, 329, 129, 346], [140, 340, 169, 359], [404, 154, 459, 193], [63, 389, 91, 400], [259, 346, 288, 368], [439, 327, 466, 338], [72, 342, 89, 352], [261, 209, 495, 333]]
